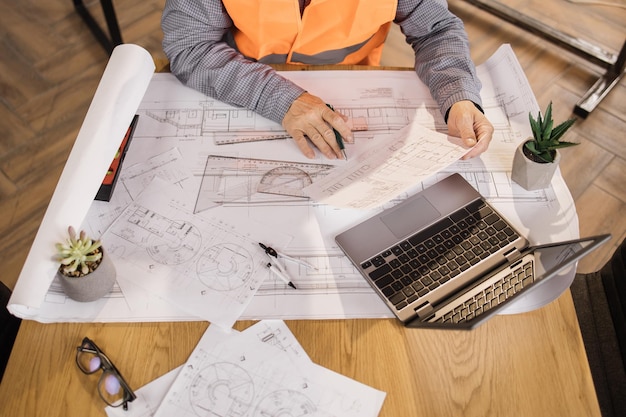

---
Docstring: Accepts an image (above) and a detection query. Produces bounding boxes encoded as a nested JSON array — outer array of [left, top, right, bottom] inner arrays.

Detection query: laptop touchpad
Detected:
[[381, 196, 441, 239]]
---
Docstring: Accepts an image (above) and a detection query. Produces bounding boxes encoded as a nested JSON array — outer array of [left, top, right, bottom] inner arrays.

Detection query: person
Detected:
[[162, 0, 494, 160]]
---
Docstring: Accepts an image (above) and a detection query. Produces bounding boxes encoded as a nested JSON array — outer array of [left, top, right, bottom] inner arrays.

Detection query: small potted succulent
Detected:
[[511, 102, 578, 191], [55, 226, 116, 302]]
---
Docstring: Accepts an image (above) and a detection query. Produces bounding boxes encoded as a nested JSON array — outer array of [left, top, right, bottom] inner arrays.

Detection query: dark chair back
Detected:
[[0, 282, 22, 382], [572, 239, 626, 417]]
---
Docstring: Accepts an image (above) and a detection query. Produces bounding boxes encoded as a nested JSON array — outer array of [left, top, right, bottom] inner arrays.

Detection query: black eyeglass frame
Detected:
[[75, 337, 137, 411]]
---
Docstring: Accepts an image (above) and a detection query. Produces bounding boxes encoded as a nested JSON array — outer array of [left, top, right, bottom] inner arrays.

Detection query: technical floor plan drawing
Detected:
[[102, 179, 288, 328], [153, 321, 385, 417], [106, 321, 316, 417], [133, 72, 449, 146]]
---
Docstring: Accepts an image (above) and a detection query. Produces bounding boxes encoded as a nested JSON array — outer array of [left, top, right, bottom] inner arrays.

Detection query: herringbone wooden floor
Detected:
[[0, 0, 624, 292]]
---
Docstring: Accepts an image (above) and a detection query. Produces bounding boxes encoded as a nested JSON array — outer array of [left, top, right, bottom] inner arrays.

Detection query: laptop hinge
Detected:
[[503, 247, 522, 263], [415, 302, 435, 320]]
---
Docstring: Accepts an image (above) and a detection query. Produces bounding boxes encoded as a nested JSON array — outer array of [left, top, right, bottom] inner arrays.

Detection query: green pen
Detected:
[[326, 103, 348, 160]]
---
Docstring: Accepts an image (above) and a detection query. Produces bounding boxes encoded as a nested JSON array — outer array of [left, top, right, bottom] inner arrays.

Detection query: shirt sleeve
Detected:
[[161, 0, 305, 124], [162, 0, 482, 124], [395, 0, 483, 117]]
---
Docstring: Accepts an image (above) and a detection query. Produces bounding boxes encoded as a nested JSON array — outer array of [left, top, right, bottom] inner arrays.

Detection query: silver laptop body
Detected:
[[336, 173, 609, 329]]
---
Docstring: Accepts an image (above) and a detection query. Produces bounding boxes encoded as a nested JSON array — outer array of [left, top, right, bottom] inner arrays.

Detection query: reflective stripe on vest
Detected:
[[222, 0, 397, 65]]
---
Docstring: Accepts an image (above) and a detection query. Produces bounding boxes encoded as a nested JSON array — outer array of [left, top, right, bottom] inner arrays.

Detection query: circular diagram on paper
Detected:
[[253, 389, 318, 417], [146, 220, 202, 265], [196, 243, 254, 291], [189, 362, 254, 416]]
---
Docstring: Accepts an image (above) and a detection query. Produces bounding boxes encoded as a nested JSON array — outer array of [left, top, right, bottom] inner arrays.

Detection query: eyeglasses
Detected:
[[76, 337, 137, 411]]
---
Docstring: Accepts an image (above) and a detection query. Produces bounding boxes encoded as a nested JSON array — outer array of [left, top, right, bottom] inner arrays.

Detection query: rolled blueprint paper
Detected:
[[9, 44, 155, 320]]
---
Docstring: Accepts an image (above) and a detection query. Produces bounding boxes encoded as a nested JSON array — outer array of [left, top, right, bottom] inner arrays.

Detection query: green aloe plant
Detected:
[[524, 102, 578, 163], [55, 226, 103, 277]]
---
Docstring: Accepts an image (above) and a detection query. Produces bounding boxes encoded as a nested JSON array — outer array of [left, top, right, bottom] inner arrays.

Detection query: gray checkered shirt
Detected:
[[162, 0, 482, 124]]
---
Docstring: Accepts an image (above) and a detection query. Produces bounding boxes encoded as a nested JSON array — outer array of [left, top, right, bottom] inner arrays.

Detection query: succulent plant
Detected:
[[524, 102, 578, 163], [55, 226, 103, 277]]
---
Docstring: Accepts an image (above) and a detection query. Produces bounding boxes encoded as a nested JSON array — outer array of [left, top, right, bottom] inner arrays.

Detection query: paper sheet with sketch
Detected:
[[303, 121, 469, 209], [101, 178, 290, 328], [152, 321, 385, 417], [105, 320, 313, 417]]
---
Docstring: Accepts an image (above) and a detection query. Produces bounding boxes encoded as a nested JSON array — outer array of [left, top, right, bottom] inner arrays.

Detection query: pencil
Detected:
[[326, 103, 348, 160]]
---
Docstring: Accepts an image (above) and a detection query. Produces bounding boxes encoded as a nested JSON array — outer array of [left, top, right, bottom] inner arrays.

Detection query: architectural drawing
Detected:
[[189, 362, 256, 416], [122, 207, 203, 265], [102, 179, 286, 328], [136, 100, 445, 144], [59, 44, 578, 323], [106, 321, 314, 417], [153, 322, 385, 417], [196, 243, 254, 292], [134, 72, 446, 146]]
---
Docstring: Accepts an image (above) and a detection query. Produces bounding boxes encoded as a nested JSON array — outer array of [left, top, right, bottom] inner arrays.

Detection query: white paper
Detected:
[[8, 44, 155, 319], [153, 321, 385, 417], [102, 178, 290, 328], [105, 320, 311, 417], [303, 120, 469, 208]]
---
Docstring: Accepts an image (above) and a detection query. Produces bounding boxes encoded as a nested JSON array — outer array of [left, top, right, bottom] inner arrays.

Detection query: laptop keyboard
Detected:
[[361, 199, 520, 311], [432, 259, 534, 324]]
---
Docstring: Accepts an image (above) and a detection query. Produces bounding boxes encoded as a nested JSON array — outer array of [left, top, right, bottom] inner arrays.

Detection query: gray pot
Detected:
[[57, 249, 116, 302], [511, 141, 561, 191]]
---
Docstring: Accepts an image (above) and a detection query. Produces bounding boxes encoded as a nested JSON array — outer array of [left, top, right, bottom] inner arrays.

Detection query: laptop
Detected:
[[335, 173, 610, 330]]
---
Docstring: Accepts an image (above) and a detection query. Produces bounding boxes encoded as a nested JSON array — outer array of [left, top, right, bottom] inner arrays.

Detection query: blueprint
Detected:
[[121, 44, 577, 321], [303, 121, 468, 209], [106, 320, 314, 417], [12, 44, 579, 323], [100, 178, 292, 328], [152, 321, 385, 417]]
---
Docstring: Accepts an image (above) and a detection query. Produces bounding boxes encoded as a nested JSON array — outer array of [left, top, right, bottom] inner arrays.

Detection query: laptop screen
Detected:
[[410, 234, 611, 330]]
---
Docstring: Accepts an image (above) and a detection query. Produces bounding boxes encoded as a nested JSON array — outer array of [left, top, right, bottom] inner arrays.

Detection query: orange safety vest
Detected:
[[222, 0, 398, 65]]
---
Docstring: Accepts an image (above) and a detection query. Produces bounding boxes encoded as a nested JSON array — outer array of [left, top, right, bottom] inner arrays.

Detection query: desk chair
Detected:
[[571, 238, 626, 417], [73, 0, 123, 55], [461, 0, 626, 118], [0, 282, 21, 383]]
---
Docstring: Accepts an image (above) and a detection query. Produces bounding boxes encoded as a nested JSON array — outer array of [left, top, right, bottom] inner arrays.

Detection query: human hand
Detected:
[[282, 93, 353, 159], [447, 100, 494, 160]]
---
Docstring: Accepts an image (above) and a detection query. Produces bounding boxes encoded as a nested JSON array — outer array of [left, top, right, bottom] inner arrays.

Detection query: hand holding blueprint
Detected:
[[303, 120, 468, 209]]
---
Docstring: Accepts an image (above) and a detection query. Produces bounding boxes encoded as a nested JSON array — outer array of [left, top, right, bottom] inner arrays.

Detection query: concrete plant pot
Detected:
[[511, 140, 561, 191], [57, 249, 116, 302]]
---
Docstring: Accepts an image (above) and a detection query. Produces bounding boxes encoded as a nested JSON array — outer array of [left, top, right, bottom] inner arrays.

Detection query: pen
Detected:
[[266, 262, 297, 289], [326, 104, 348, 160]]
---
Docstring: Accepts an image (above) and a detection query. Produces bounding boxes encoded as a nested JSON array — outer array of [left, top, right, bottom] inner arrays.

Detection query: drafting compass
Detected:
[[258, 243, 318, 271]]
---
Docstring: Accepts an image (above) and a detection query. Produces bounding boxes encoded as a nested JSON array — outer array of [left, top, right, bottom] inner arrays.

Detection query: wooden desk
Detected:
[[0, 291, 599, 416], [0, 61, 598, 416]]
